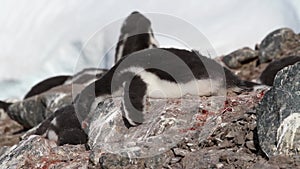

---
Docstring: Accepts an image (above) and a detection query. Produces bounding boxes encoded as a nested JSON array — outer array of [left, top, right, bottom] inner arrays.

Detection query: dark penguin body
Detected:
[[115, 11, 158, 63], [75, 48, 258, 128], [35, 105, 87, 145], [0, 101, 12, 112], [259, 56, 300, 86], [24, 68, 107, 99], [24, 75, 71, 99]]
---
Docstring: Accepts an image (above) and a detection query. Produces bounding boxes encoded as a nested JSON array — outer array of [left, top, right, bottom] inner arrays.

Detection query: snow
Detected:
[[0, 0, 299, 99]]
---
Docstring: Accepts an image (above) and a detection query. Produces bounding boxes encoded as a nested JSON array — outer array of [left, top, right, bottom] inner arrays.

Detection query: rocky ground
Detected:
[[0, 27, 299, 169]]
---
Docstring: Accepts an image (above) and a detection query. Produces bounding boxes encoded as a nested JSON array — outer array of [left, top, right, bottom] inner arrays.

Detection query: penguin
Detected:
[[24, 68, 107, 99], [24, 75, 72, 99], [70, 68, 107, 85], [259, 56, 300, 86], [75, 48, 259, 128], [115, 11, 159, 63], [34, 105, 87, 145]]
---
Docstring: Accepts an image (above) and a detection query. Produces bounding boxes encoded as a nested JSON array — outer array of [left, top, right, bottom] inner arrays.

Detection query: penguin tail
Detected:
[[0, 101, 12, 112]]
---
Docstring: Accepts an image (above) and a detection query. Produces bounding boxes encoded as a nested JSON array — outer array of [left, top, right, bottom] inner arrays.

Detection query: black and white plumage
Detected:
[[115, 11, 158, 63], [69, 68, 107, 85], [35, 105, 87, 145], [259, 56, 300, 86], [75, 48, 258, 128]]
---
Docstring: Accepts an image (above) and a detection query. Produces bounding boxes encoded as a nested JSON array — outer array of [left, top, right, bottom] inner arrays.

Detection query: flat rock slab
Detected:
[[0, 135, 89, 169], [87, 96, 225, 158]]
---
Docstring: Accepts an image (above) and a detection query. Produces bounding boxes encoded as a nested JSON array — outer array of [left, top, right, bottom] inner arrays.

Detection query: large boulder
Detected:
[[257, 62, 300, 157], [258, 28, 300, 63]]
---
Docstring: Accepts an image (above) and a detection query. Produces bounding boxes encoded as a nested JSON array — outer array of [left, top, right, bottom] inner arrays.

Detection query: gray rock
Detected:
[[173, 148, 189, 157], [182, 149, 257, 168], [7, 85, 73, 129], [258, 28, 300, 63], [256, 62, 300, 157], [222, 47, 258, 69], [95, 150, 173, 169], [87, 96, 223, 159], [0, 135, 89, 169], [0, 146, 9, 157]]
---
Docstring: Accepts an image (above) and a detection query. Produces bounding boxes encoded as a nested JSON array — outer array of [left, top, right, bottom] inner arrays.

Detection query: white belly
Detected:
[[121, 67, 223, 98]]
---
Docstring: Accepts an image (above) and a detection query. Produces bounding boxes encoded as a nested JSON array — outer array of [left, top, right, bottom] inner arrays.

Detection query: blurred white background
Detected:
[[0, 0, 299, 99]]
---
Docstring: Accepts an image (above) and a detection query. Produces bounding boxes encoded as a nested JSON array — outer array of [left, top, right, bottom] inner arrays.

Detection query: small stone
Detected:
[[170, 157, 182, 164], [186, 143, 194, 147], [245, 132, 253, 141], [225, 131, 235, 139], [219, 139, 234, 149], [173, 148, 189, 157], [245, 141, 256, 151], [215, 163, 224, 169], [223, 47, 258, 69], [235, 134, 245, 145]]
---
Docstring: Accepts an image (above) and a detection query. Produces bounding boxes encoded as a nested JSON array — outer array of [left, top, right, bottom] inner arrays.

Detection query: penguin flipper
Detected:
[[122, 75, 147, 128]]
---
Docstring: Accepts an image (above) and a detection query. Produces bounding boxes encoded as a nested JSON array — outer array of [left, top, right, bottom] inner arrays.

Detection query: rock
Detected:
[[256, 62, 300, 157], [173, 148, 189, 157], [170, 157, 182, 164], [0, 108, 23, 147], [215, 163, 224, 169], [87, 96, 223, 159], [0, 135, 89, 169], [259, 56, 300, 86], [258, 28, 300, 63], [96, 151, 174, 169], [245, 141, 256, 151], [222, 47, 258, 69], [0, 146, 9, 157], [182, 149, 257, 169], [7, 86, 73, 129], [245, 131, 253, 141]]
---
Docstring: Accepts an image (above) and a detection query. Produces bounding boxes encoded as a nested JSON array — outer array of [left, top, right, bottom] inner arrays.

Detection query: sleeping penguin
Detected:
[[75, 48, 259, 128]]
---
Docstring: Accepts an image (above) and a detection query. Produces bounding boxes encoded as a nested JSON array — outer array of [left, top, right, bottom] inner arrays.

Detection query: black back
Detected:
[[24, 75, 71, 99], [260, 56, 300, 86]]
